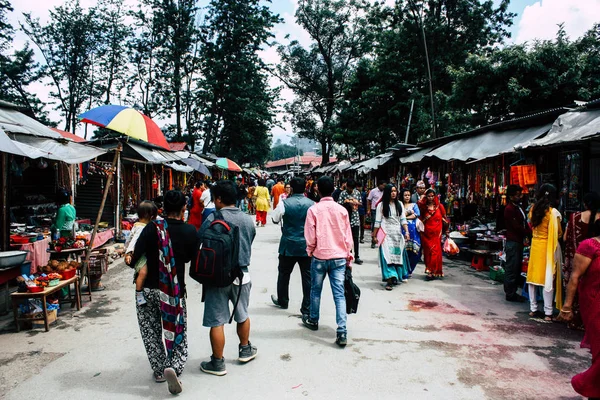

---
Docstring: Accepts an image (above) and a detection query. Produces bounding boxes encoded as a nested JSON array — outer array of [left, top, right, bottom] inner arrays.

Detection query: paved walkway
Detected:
[[0, 215, 589, 399]]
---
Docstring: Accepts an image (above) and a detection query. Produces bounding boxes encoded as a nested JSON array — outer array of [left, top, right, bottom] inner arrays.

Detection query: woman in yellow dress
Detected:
[[527, 184, 563, 322], [254, 178, 271, 227]]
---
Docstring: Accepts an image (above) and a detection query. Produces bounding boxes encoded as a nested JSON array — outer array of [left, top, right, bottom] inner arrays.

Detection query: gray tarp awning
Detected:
[[0, 107, 63, 139], [399, 147, 433, 164], [354, 152, 394, 173], [165, 162, 194, 173], [516, 110, 600, 149], [0, 127, 46, 158], [9, 133, 106, 164], [423, 124, 551, 161], [129, 143, 182, 164]]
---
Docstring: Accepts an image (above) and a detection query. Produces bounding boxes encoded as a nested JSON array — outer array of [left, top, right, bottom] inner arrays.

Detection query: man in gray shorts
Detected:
[[197, 180, 257, 376]]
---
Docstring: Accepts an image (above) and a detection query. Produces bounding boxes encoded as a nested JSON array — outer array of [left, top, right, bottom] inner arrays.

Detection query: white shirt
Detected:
[[271, 199, 286, 225], [200, 188, 214, 209]]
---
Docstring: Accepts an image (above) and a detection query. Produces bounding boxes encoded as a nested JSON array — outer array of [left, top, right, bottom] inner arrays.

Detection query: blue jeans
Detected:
[[309, 257, 347, 334]]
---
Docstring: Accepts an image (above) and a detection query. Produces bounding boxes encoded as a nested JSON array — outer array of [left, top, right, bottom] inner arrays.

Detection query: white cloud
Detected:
[[515, 0, 600, 44]]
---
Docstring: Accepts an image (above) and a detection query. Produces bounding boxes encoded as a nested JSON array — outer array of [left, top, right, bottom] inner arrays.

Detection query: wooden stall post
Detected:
[[82, 144, 121, 294]]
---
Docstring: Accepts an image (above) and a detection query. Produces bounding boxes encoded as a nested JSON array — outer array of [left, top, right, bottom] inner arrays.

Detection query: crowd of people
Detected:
[[120, 175, 599, 399]]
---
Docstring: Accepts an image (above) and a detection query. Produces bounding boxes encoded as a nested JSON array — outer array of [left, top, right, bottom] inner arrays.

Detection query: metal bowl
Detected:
[[0, 250, 28, 269]]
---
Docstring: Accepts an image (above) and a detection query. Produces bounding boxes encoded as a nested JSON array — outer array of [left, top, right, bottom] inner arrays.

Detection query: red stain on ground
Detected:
[[408, 300, 439, 311], [408, 299, 476, 316]]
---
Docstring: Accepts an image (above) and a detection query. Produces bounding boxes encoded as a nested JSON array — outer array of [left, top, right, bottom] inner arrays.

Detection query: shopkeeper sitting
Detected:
[[52, 190, 76, 238]]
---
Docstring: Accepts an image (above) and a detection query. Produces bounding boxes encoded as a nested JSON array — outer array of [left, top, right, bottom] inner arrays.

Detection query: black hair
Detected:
[[258, 178, 266, 187], [507, 184, 523, 198], [56, 189, 70, 205], [531, 184, 557, 228], [311, 181, 318, 190], [137, 200, 158, 220], [356, 182, 363, 188], [341, 178, 347, 184], [381, 184, 402, 218], [164, 190, 186, 214], [583, 192, 600, 238], [400, 188, 412, 204], [290, 177, 305, 194], [317, 176, 334, 197], [211, 180, 237, 206], [195, 181, 203, 189], [346, 178, 356, 189]]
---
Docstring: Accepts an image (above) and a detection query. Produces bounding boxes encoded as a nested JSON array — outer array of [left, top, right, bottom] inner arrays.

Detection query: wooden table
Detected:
[[10, 276, 81, 332]]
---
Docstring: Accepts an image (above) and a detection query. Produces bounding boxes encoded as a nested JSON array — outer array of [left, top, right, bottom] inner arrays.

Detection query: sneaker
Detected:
[[163, 368, 182, 394], [200, 356, 227, 376], [336, 333, 347, 347], [302, 314, 318, 331], [354, 258, 364, 265], [153, 371, 166, 383], [271, 295, 288, 309], [238, 342, 258, 363], [136, 290, 147, 306]]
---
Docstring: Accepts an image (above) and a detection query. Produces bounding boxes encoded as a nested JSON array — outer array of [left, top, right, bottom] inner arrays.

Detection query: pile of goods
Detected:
[[16, 260, 80, 292], [49, 237, 88, 252]]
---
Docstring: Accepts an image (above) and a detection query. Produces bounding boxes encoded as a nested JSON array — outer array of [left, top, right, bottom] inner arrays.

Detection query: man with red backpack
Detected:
[[196, 180, 257, 376]]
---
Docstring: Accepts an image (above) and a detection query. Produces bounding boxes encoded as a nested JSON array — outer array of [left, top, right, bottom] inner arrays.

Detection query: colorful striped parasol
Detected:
[[79, 105, 169, 150], [215, 157, 242, 172]]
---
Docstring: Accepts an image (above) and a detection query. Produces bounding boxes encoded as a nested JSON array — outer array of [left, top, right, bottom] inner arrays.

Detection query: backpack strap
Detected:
[[228, 268, 245, 324]]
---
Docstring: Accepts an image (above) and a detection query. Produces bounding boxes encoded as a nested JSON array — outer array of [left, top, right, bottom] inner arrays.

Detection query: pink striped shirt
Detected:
[[304, 197, 354, 264]]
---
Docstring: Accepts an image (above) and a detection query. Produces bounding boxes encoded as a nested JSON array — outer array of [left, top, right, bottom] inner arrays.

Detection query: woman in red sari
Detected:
[[558, 217, 600, 399], [418, 188, 447, 280], [187, 181, 205, 230], [563, 192, 600, 330]]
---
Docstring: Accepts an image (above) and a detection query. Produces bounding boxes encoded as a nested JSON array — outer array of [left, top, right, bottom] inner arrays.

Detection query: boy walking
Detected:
[[197, 180, 257, 376], [302, 176, 354, 347]]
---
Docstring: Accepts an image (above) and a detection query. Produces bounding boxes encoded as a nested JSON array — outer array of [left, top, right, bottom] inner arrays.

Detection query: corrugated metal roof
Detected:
[[516, 110, 600, 149]]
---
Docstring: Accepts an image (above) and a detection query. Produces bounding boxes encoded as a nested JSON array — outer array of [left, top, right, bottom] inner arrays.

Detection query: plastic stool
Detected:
[[471, 254, 490, 271]]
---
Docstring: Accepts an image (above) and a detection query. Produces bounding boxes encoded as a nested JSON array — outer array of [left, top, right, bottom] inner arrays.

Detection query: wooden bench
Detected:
[[10, 276, 81, 332]]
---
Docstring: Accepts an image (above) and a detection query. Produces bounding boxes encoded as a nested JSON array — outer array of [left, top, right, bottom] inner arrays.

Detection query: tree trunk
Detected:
[[320, 140, 329, 165]]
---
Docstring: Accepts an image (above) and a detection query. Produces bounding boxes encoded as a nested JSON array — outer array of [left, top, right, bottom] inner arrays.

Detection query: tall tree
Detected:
[[275, 0, 373, 164], [126, 2, 166, 119], [95, 0, 132, 105], [151, 0, 198, 141], [21, 0, 101, 132], [198, 0, 281, 165]]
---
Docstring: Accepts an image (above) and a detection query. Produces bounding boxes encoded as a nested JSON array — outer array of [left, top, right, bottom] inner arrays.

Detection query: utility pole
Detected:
[[410, 0, 437, 138]]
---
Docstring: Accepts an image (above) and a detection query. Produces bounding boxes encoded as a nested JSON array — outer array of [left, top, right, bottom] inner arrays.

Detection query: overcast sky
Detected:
[[7, 0, 600, 143]]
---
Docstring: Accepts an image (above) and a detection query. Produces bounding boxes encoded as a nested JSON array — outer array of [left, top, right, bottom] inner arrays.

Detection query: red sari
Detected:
[[571, 238, 600, 398], [418, 197, 446, 277], [187, 187, 204, 230], [563, 211, 590, 330]]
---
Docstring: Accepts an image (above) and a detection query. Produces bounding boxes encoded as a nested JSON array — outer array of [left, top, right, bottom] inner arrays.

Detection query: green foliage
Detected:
[[276, 0, 374, 164], [198, 0, 281, 165], [449, 24, 600, 124], [270, 142, 303, 161], [21, 0, 101, 132]]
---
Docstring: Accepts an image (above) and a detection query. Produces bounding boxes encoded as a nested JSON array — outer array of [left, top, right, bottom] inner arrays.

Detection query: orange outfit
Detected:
[[271, 182, 285, 210]]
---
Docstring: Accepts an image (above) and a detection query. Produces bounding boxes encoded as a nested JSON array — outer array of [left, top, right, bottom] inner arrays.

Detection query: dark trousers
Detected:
[[351, 225, 360, 260], [277, 255, 311, 316], [504, 240, 523, 298], [359, 215, 365, 240]]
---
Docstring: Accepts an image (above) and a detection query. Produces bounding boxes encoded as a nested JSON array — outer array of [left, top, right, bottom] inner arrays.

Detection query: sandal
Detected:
[[425, 274, 434, 281], [544, 315, 554, 322], [385, 284, 393, 291], [154, 371, 166, 383]]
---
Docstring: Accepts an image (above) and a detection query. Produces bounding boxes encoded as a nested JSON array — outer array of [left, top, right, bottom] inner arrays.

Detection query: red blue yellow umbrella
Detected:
[[79, 105, 169, 150], [215, 157, 242, 172]]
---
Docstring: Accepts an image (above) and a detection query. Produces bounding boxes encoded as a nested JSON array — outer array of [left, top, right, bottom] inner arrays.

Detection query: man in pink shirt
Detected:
[[303, 175, 354, 347]]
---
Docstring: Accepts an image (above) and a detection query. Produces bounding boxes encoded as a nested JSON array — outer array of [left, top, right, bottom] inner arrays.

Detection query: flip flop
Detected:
[[164, 368, 182, 394], [385, 284, 393, 291]]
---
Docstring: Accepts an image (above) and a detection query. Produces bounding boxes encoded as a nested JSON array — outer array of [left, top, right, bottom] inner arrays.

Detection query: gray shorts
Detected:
[[202, 282, 252, 327]]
